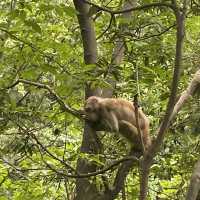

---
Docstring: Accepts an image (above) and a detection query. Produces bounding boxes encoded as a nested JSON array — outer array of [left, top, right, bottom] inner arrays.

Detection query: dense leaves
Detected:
[[0, 0, 200, 199]]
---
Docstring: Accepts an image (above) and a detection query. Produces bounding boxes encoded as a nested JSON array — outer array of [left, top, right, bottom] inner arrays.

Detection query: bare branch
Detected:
[[30, 132, 78, 174], [132, 23, 176, 41], [133, 94, 145, 154], [41, 152, 138, 179], [150, 0, 190, 156], [83, 0, 174, 14], [97, 14, 114, 40], [15, 79, 83, 119], [171, 69, 200, 120], [76, 156, 138, 178], [0, 175, 7, 187], [139, 1, 190, 199], [101, 149, 141, 199]]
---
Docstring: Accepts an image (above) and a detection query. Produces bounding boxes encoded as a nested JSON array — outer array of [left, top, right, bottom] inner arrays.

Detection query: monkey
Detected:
[[84, 96, 151, 150]]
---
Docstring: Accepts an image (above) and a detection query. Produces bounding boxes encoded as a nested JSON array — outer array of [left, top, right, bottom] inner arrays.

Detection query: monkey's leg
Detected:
[[118, 120, 141, 150]]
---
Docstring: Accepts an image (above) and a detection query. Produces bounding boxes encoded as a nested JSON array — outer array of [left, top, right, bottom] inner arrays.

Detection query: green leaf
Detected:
[[41, 64, 57, 74], [8, 9, 20, 19], [24, 20, 41, 33], [40, 3, 54, 12], [21, 68, 41, 79], [55, 6, 64, 17], [63, 6, 77, 17], [8, 92, 17, 109], [18, 10, 27, 20]]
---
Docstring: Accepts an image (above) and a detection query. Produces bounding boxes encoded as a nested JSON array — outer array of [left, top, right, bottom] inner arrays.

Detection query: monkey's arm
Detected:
[[87, 107, 118, 132], [103, 111, 119, 132], [100, 106, 119, 132]]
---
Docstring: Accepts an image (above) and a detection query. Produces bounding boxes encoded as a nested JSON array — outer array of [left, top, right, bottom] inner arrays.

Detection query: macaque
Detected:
[[84, 96, 151, 150]]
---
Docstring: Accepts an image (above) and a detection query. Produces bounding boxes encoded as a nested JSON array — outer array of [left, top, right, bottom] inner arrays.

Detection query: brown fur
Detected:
[[84, 96, 151, 149]]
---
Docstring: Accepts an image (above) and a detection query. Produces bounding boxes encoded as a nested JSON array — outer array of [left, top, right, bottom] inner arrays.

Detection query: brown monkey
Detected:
[[84, 96, 151, 149]]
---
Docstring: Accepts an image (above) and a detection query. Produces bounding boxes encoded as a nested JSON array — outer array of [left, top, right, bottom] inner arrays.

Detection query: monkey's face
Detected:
[[84, 97, 100, 122]]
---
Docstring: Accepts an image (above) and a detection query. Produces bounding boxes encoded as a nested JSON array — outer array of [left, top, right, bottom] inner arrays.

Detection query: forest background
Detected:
[[0, 0, 200, 199]]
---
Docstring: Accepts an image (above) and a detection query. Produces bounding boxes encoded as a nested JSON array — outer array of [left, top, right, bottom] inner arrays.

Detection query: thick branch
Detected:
[[186, 160, 200, 200], [73, 1, 102, 199], [43, 155, 138, 179], [139, 2, 188, 199], [102, 150, 142, 199], [152, 9, 185, 155], [171, 69, 200, 119]]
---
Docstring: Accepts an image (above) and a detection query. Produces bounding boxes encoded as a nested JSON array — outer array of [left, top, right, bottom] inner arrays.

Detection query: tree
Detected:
[[0, 0, 200, 199]]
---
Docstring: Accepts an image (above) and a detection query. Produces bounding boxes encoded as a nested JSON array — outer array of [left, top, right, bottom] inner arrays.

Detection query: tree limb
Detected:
[[139, 1, 189, 199], [42, 155, 139, 179], [83, 0, 174, 14], [73, 1, 102, 199], [134, 94, 145, 154], [12, 79, 83, 119], [186, 160, 200, 200], [171, 69, 200, 119], [97, 14, 114, 40]]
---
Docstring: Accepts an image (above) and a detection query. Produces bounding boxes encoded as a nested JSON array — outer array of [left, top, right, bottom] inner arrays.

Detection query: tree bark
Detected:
[[73, 1, 102, 200], [186, 160, 200, 200], [73, 1, 142, 200], [139, 2, 188, 199]]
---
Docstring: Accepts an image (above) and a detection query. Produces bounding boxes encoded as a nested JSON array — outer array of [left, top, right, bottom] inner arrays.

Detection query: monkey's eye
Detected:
[[85, 107, 92, 112]]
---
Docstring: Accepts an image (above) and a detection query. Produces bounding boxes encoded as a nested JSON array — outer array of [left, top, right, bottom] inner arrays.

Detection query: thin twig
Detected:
[[0, 28, 71, 75], [30, 132, 78, 174], [8, 79, 83, 119], [83, 0, 174, 14], [133, 94, 145, 154], [97, 14, 114, 40]]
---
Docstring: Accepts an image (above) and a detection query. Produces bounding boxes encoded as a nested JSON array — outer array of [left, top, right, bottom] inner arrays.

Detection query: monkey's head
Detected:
[[84, 96, 101, 122]]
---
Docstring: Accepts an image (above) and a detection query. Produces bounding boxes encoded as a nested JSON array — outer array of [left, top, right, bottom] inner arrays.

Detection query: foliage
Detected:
[[0, 0, 200, 199]]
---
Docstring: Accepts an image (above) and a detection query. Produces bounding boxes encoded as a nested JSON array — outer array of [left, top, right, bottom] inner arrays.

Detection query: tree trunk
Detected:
[[73, 1, 102, 199], [186, 160, 200, 200], [73, 1, 138, 199]]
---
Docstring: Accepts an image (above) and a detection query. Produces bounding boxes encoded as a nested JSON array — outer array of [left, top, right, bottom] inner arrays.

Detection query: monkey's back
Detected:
[[101, 98, 135, 121], [101, 98, 148, 127]]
